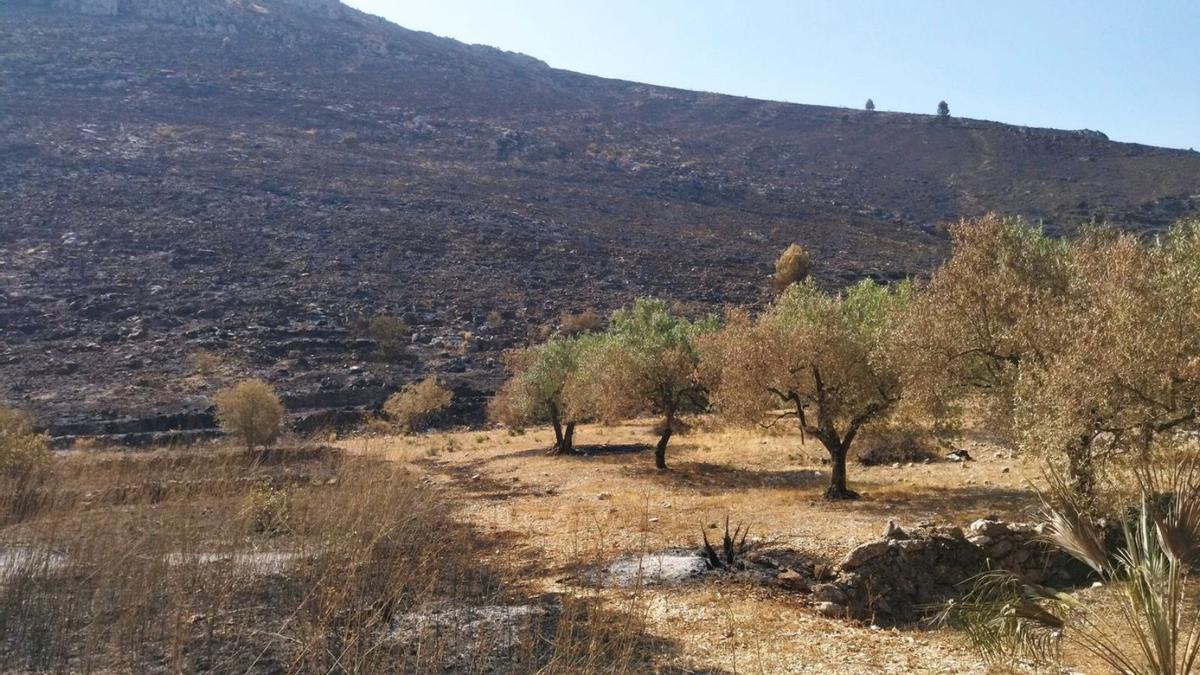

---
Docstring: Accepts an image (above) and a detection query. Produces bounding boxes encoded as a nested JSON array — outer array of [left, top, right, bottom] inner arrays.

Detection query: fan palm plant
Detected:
[[940, 453, 1200, 674]]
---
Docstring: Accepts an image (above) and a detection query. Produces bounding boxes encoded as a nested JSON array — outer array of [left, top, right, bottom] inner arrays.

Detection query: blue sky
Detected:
[[344, 1, 1200, 150]]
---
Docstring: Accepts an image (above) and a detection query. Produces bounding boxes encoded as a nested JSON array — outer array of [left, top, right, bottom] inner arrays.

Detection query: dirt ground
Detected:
[[341, 419, 1096, 674]]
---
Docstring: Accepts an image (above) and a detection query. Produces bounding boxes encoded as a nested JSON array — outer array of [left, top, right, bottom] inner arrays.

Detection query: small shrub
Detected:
[[214, 379, 285, 450], [559, 309, 604, 337], [245, 484, 291, 535], [486, 310, 504, 330], [0, 406, 50, 478], [364, 415, 396, 436], [937, 100, 950, 118], [383, 377, 453, 434], [367, 315, 413, 363], [189, 349, 226, 377], [772, 243, 812, 293]]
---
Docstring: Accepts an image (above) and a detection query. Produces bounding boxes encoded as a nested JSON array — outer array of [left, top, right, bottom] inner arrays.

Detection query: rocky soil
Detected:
[[3, 0, 1200, 439]]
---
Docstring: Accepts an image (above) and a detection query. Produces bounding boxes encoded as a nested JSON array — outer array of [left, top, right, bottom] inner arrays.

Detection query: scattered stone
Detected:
[[883, 520, 909, 540], [815, 601, 846, 618], [946, 449, 973, 462]]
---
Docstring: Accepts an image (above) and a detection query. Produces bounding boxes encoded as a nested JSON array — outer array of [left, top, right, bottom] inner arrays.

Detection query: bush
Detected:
[[0, 406, 50, 478], [559, 309, 604, 337], [367, 315, 413, 363], [384, 377, 453, 433], [245, 484, 291, 535], [937, 100, 950, 118], [772, 243, 812, 293], [214, 379, 285, 450]]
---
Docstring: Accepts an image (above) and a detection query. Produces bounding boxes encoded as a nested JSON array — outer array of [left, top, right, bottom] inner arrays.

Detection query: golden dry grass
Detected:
[[349, 418, 1072, 674], [0, 445, 679, 673]]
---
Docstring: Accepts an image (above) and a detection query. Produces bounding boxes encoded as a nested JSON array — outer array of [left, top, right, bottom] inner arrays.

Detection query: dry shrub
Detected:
[[189, 349, 226, 378], [559, 309, 604, 337], [214, 379, 285, 450], [0, 406, 50, 478], [772, 243, 812, 293], [384, 377, 453, 433], [854, 425, 939, 466], [245, 483, 291, 535]]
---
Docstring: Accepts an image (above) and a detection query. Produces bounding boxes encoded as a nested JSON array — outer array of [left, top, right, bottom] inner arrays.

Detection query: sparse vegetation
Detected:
[[367, 314, 414, 363], [384, 376, 453, 433], [559, 308, 605, 337], [213, 379, 285, 450], [0, 447, 658, 672]]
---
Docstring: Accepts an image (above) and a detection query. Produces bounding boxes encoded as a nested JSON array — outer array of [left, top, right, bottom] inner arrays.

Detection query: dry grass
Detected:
[[0, 445, 671, 673], [351, 418, 1061, 673]]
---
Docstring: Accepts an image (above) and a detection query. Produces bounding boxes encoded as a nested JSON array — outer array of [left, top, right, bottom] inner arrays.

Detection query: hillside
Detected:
[[3, 0, 1200, 439]]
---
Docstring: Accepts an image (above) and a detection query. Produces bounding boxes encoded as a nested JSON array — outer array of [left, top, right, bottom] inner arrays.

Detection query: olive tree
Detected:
[[566, 299, 716, 470], [897, 215, 1200, 502], [1014, 223, 1200, 498], [490, 336, 588, 454], [893, 214, 1070, 436], [705, 279, 912, 499]]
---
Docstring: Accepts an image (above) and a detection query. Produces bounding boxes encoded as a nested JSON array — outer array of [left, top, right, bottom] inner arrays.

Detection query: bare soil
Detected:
[[348, 420, 1096, 673]]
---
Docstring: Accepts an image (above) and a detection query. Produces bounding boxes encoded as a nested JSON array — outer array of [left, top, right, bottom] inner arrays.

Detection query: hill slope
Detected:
[[3, 0, 1200, 437]]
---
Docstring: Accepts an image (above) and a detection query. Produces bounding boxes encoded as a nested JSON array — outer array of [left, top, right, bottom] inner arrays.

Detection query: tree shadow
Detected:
[[851, 484, 1041, 523], [415, 456, 545, 501], [529, 593, 733, 674], [485, 443, 650, 463], [633, 460, 829, 495]]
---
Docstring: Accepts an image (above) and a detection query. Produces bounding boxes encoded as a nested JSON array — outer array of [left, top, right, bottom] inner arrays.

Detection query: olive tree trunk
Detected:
[[655, 409, 675, 470]]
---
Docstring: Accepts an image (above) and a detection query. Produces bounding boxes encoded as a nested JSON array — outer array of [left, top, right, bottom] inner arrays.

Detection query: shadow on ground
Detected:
[[633, 459, 830, 495], [852, 484, 1040, 523]]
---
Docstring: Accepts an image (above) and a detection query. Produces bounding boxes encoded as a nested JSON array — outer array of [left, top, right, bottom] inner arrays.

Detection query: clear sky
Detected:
[[343, 1, 1200, 151]]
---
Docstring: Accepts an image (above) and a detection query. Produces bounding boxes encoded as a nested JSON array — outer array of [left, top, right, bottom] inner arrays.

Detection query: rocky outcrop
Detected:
[[811, 519, 1095, 623]]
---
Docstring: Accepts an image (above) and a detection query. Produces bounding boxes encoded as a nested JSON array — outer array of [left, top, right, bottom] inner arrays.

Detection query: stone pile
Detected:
[[811, 519, 1095, 623]]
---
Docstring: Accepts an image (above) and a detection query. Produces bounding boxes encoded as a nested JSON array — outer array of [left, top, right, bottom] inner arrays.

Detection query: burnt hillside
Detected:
[[2, 0, 1199, 438]]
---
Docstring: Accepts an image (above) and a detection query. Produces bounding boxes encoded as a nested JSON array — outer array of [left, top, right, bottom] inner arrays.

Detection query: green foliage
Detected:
[[571, 298, 716, 423], [367, 315, 413, 363], [705, 279, 911, 498], [490, 336, 586, 428]]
